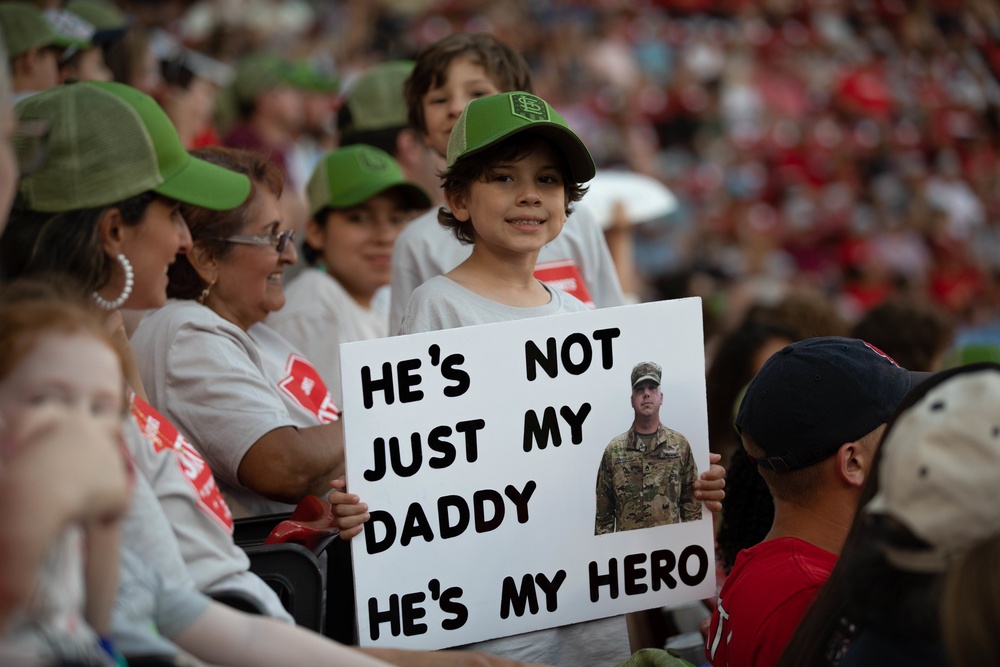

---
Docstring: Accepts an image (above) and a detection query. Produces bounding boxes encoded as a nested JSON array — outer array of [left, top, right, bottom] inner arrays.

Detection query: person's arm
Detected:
[[694, 452, 726, 515], [238, 422, 345, 503], [83, 520, 122, 636], [0, 408, 130, 627], [595, 447, 616, 535], [174, 601, 547, 667]]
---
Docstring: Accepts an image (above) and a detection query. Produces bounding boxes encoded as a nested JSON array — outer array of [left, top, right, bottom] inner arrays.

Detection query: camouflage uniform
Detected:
[[595, 423, 701, 534]]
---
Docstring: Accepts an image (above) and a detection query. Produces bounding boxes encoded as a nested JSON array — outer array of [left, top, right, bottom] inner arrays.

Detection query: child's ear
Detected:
[[444, 189, 471, 222], [305, 217, 326, 253]]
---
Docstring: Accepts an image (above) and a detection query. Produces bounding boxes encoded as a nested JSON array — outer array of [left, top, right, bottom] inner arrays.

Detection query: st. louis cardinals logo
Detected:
[[278, 354, 341, 424]]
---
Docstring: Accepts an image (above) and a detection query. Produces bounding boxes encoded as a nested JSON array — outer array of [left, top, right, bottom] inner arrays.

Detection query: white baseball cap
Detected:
[[865, 365, 1000, 572]]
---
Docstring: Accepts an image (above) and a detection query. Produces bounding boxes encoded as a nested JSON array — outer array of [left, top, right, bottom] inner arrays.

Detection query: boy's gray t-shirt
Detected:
[[399, 276, 589, 334], [389, 203, 624, 333]]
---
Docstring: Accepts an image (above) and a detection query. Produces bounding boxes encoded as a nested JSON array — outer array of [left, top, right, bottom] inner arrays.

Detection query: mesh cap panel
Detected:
[[17, 85, 162, 212]]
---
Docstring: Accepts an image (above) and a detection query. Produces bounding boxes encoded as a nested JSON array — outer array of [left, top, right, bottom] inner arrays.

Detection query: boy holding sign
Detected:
[[335, 91, 726, 665]]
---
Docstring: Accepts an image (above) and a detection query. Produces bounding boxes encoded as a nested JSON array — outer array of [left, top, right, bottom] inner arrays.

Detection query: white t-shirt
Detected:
[[132, 300, 340, 518], [388, 204, 624, 333], [267, 269, 386, 406]]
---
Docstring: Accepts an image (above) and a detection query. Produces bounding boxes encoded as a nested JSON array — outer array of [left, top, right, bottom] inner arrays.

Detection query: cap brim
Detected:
[[632, 374, 660, 389], [469, 123, 596, 183], [908, 371, 933, 389], [154, 154, 251, 210], [91, 26, 127, 46], [323, 181, 432, 214]]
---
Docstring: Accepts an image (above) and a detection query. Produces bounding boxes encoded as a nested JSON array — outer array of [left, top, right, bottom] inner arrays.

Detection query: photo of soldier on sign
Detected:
[[595, 361, 701, 535]]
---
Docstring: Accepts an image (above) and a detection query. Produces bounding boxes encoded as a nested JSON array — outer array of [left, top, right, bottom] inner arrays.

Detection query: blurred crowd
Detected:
[[90, 0, 1000, 346]]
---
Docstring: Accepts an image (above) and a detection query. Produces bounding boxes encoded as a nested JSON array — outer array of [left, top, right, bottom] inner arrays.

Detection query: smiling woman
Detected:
[[131, 146, 347, 518]]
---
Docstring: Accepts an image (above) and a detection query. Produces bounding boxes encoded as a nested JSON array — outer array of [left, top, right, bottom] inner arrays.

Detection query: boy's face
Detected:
[[306, 190, 414, 305], [447, 141, 567, 257], [421, 54, 501, 158], [0, 332, 124, 460]]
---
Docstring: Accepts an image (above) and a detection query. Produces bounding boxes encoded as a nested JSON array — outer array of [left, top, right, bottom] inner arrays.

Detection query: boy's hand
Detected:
[[328, 477, 370, 540], [694, 452, 726, 514]]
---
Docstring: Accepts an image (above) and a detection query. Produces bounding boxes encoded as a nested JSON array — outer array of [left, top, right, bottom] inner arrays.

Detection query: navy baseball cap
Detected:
[[735, 337, 931, 471]]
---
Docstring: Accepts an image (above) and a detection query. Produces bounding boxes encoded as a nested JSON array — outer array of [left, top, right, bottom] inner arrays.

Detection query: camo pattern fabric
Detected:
[[595, 423, 701, 534]]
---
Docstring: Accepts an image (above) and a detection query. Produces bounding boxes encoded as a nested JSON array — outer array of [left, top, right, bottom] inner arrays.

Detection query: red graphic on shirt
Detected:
[[130, 396, 234, 533], [278, 354, 341, 424], [533, 259, 595, 309]]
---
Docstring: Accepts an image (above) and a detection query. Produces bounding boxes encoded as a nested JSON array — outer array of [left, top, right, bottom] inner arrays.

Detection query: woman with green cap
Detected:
[[0, 78, 252, 664]]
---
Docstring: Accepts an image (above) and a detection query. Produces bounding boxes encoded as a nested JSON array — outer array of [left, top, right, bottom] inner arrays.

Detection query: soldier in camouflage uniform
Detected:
[[595, 361, 701, 534]]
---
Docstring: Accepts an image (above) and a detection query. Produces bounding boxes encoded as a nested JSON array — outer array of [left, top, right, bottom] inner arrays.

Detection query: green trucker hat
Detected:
[[446, 91, 596, 183], [288, 60, 338, 93], [65, 0, 128, 32], [0, 1, 85, 58], [306, 144, 431, 216], [339, 60, 414, 135], [232, 53, 297, 105], [15, 80, 251, 213]]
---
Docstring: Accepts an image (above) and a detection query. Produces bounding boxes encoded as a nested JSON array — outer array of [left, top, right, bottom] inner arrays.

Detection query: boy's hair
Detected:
[[404, 33, 533, 137], [0, 280, 125, 387], [438, 132, 587, 245]]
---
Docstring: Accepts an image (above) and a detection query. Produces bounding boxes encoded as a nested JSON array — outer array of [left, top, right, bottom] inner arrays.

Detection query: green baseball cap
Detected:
[[447, 91, 596, 183], [306, 144, 431, 216], [65, 0, 127, 46], [340, 60, 414, 135], [65, 0, 127, 32], [288, 60, 338, 93], [0, 1, 84, 58], [15, 80, 251, 213], [232, 53, 297, 105]]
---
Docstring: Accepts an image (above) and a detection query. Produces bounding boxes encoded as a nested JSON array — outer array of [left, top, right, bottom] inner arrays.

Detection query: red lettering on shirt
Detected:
[[130, 395, 234, 532], [534, 259, 595, 309], [278, 354, 341, 424]]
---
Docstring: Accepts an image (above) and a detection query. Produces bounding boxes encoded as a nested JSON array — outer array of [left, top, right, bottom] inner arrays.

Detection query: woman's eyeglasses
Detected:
[[222, 229, 296, 253]]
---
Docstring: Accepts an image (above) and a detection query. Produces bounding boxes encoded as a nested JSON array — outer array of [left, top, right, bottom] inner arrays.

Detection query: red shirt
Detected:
[[706, 537, 837, 667]]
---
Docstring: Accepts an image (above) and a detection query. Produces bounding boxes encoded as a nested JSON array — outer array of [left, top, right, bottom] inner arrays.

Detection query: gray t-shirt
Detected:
[[268, 269, 387, 406], [399, 276, 590, 334], [111, 547, 210, 659], [126, 402, 291, 621], [388, 204, 624, 333], [132, 301, 340, 518]]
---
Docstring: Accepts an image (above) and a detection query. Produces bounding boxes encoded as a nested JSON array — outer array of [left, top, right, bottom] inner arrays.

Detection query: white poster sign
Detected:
[[340, 297, 715, 650]]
